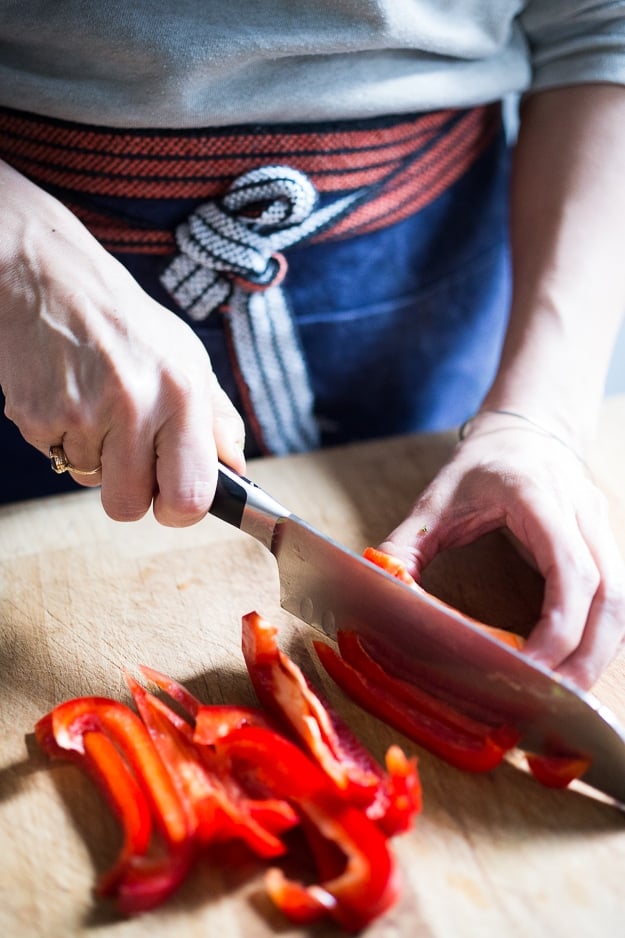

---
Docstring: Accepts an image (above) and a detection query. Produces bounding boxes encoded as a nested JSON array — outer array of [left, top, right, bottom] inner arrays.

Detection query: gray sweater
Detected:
[[1, 0, 624, 127]]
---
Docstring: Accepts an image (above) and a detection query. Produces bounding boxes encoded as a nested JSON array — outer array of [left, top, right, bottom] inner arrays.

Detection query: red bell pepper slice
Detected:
[[219, 725, 401, 932], [138, 664, 203, 720], [194, 704, 274, 745], [362, 546, 420, 586], [34, 697, 192, 914], [35, 714, 153, 897], [36, 645, 415, 928], [362, 548, 598, 788], [196, 712, 300, 837], [363, 546, 526, 650], [314, 639, 512, 773], [126, 674, 298, 858], [242, 611, 380, 803], [336, 629, 519, 749], [133, 670, 299, 843], [44, 697, 189, 847], [377, 744, 423, 837], [525, 752, 591, 789], [241, 610, 421, 834]]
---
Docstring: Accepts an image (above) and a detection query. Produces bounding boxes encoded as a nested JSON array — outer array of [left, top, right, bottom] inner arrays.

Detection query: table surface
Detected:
[[2, 396, 625, 938]]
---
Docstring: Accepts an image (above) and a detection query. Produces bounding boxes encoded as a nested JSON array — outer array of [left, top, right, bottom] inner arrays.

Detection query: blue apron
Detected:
[[0, 105, 510, 502]]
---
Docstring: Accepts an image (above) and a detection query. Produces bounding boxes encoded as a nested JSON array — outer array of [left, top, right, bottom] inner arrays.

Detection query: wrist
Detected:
[[458, 407, 588, 467], [481, 356, 603, 458]]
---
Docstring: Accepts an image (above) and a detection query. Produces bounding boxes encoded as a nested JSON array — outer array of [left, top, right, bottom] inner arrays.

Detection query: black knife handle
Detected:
[[209, 462, 289, 546], [210, 464, 248, 529]]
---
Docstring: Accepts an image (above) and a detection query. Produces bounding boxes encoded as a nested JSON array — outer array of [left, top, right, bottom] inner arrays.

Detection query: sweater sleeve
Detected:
[[521, 1, 625, 91]]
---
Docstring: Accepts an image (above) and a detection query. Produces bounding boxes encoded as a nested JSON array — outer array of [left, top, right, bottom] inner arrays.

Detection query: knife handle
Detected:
[[209, 462, 290, 549]]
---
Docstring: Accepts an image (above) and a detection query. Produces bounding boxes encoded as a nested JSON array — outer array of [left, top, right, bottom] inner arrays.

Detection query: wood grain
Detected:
[[1, 398, 624, 938]]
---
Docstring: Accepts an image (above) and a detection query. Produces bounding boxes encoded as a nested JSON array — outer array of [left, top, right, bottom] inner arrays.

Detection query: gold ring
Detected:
[[49, 445, 102, 477]]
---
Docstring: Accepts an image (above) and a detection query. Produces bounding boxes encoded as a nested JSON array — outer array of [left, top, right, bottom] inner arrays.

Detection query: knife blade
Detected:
[[210, 463, 625, 807]]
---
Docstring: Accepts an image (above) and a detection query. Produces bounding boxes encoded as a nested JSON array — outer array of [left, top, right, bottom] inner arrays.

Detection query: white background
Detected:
[[606, 319, 625, 395]]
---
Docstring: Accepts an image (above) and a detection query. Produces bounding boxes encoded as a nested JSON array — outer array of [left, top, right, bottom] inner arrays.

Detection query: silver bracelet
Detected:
[[458, 408, 587, 466]]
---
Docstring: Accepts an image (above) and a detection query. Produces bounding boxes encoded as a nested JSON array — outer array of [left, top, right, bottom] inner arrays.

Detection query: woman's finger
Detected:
[[510, 494, 599, 672], [98, 425, 156, 522], [555, 507, 625, 689], [209, 378, 247, 474], [49, 433, 103, 489]]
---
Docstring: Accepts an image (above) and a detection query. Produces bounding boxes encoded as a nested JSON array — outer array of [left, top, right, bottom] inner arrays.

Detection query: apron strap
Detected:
[[160, 165, 362, 454]]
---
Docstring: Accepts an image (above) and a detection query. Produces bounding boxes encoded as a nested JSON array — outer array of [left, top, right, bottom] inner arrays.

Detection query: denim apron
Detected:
[[0, 104, 510, 502]]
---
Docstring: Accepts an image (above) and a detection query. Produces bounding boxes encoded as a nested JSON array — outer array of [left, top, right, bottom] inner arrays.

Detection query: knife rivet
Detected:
[[321, 609, 336, 638], [300, 597, 314, 623]]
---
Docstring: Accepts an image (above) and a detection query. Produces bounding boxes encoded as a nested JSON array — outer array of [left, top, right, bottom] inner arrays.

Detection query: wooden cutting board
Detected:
[[1, 397, 625, 938]]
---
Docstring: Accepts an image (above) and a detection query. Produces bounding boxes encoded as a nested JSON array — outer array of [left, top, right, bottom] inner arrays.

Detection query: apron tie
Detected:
[[160, 165, 362, 454]]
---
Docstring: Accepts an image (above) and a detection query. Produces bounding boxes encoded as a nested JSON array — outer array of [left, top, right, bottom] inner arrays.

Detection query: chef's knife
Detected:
[[210, 463, 625, 807]]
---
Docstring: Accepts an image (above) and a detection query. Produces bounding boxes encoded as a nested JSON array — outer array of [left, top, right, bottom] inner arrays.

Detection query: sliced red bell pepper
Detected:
[[194, 704, 274, 745], [361, 548, 598, 788], [35, 714, 153, 897], [139, 664, 291, 744], [36, 642, 415, 928], [241, 610, 421, 834], [219, 725, 401, 932], [126, 673, 298, 858], [133, 669, 299, 843], [336, 629, 519, 750], [314, 639, 512, 773], [45, 697, 189, 847], [138, 664, 203, 721], [363, 546, 526, 650], [84, 732, 154, 896], [525, 752, 591, 789], [242, 610, 380, 802], [35, 697, 192, 914], [377, 744, 423, 838], [195, 708, 299, 835], [362, 546, 420, 586]]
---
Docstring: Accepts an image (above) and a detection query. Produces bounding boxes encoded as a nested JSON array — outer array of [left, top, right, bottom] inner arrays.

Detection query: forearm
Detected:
[[484, 83, 625, 456]]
